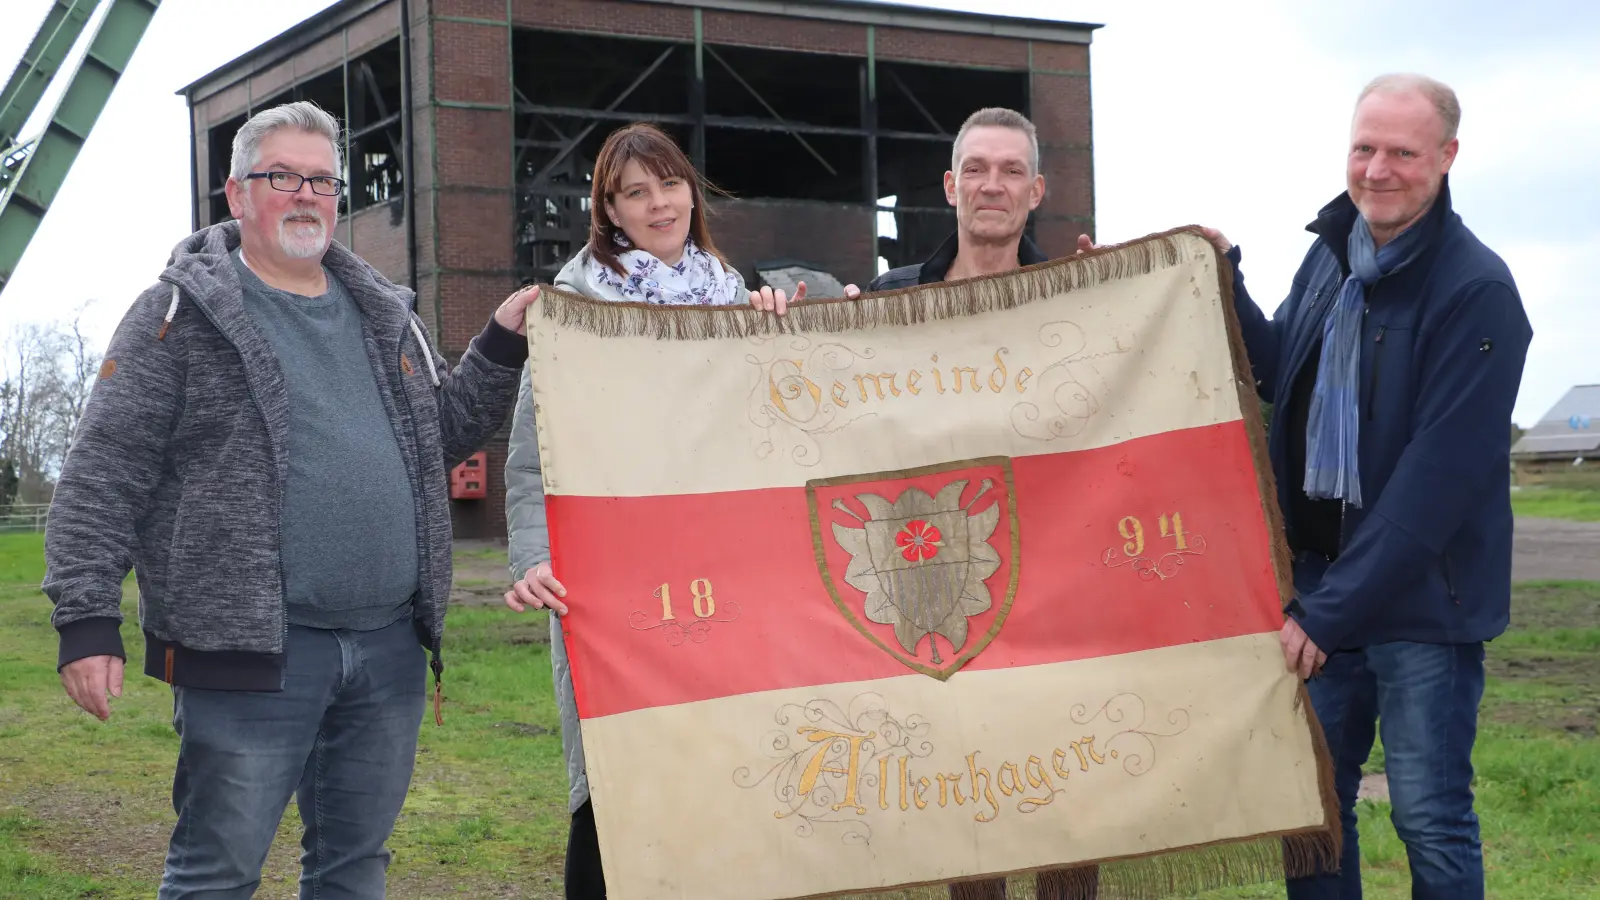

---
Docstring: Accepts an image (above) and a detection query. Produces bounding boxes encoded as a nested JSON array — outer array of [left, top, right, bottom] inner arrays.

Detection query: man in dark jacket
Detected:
[[868, 107, 1048, 293], [1216, 75, 1529, 899], [43, 101, 531, 898]]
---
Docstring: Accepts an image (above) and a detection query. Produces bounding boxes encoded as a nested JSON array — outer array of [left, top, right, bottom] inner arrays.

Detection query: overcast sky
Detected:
[[1, 0, 1593, 425]]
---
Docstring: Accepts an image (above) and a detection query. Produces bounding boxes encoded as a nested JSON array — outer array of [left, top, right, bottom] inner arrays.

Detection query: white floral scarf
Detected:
[[584, 237, 743, 306]]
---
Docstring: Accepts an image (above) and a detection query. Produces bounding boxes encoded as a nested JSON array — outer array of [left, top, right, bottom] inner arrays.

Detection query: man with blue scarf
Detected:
[[1216, 74, 1530, 898]]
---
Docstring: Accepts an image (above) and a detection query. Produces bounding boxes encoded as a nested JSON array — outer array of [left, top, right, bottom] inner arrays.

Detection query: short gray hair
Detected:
[[951, 107, 1039, 175], [229, 100, 344, 181], [1357, 73, 1461, 144]]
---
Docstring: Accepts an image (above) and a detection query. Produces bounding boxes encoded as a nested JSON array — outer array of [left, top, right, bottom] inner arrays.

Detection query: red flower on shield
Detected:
[[895, 520, 944, 562]]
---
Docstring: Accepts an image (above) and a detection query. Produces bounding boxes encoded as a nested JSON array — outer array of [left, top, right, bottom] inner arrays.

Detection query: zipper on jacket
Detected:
[[395, 324, 446, 724], [1339, 499, 1347, 555], [1366, 325, 1387, 420], [172, 280, 292, 660]]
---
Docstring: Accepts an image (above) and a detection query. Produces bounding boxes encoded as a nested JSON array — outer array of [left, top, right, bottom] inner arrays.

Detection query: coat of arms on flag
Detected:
[[809, 459, 1018, 680], [525, 228, 1339, 900]]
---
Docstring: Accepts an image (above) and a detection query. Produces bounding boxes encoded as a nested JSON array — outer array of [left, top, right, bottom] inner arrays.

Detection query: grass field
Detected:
[[1511, 486, 1600, 522], [2, 532, 1598, 898], [1511, 467, 1600, 522]]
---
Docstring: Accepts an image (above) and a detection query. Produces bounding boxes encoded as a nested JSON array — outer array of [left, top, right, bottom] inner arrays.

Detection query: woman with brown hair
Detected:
[[500, 122, 854, 897], [549, 123, 748, 306]]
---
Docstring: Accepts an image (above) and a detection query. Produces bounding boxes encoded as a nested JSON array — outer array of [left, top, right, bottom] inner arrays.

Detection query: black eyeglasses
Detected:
[[245, 171, 346, 196]]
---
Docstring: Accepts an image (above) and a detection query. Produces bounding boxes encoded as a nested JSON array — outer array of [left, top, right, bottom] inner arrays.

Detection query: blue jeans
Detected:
[[1287, 640, 1486, 900], [159, 618, 426, 900]]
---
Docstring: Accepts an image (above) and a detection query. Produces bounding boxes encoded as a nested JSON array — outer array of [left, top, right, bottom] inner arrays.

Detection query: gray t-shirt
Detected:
[[233, 251, 419, 631]]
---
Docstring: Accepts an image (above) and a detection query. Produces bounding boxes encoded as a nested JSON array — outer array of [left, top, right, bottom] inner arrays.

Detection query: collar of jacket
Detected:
[[918, 229, 1050, 284], [1306, 174, 1455, 275], [160, 220, 418, 344]]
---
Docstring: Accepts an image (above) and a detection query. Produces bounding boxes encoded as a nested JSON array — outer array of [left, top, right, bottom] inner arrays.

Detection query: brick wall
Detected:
[[875, 27, 1027, 69], [432, 0, 502, 21], [424, 8, 517, 539], [510, 0, 694, 39], [1030, 64, 1095, 250], [709, 200, 877, 291], [432, 19, 509, 104], [347, 201, 410, 285], [1030, 41, 1089, 73], [701, 10, 866, 54]]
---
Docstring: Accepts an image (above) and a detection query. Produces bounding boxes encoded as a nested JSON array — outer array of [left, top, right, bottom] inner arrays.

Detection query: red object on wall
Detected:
[[451, 451, 488, 500]]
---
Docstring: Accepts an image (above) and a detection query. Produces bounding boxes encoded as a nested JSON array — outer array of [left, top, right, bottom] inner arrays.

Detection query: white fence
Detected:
[[0, 503, 50, 533]]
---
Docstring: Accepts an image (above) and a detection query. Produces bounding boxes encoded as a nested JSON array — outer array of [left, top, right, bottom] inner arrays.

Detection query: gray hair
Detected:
[[229, 100, 344, 181], [1357, 73, 1461, 144], [951, 107, 1040, 176]]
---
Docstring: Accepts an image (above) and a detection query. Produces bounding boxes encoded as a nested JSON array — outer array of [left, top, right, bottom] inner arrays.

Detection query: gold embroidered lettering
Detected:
[[988, 348, 1009, 393], [966, 752, 1001, 823], [795, 728, 872, 814], [997, 762, 1023, 797], [854, 372, 902, 401], [1019, 755, 1059, 812]]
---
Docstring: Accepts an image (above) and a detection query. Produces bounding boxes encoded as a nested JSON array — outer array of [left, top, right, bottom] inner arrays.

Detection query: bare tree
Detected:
[[0, 308, 105, 506], [59, 302, 103, 453]]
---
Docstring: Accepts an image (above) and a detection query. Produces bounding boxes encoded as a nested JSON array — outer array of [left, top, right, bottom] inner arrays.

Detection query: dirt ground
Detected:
[[448, 540, 517, 607], [1512, 517, 1600, 582]]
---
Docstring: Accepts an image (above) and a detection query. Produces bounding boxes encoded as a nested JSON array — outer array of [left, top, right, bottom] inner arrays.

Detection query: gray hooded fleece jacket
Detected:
[[43, 222, 524, 694]]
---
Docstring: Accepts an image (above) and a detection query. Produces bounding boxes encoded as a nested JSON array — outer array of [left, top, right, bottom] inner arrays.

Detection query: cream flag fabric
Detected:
[[525, 229, 1338, 899]]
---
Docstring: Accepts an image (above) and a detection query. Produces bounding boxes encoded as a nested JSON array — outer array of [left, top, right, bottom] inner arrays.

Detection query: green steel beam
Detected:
[[0, 0, 102, 153], [0, 0, 160, 295]]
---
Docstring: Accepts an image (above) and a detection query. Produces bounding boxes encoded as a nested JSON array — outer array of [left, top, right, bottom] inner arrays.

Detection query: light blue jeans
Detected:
[[158, 617, 426, 899]]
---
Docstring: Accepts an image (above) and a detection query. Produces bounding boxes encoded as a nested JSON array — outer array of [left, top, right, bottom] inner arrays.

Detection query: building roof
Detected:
[[1512, 384, 1600, 458], [177, 0, 391, 99], [178, 0, 1101, 100], [652, 0, 1101, 41]]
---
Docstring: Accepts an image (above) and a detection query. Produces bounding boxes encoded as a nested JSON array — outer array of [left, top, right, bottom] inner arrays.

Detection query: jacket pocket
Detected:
[[1442, 552, 1458, 603]]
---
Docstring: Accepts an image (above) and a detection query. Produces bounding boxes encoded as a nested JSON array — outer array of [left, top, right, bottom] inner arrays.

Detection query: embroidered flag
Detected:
[[525, 229, 1337, 900]]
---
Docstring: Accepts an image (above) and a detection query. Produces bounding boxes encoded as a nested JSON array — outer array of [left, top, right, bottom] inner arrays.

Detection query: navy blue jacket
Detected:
[[1230, 179, 1532, 651]]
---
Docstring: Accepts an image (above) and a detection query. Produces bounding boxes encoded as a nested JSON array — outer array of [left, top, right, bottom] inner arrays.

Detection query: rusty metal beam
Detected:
[[523, 45, 677, 189], [702, 44, 836, 177]]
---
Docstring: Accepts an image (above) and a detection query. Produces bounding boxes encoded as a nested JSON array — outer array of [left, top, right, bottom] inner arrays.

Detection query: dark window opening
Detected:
[[876, 61, 1028, 136], [874, 136, 954, 273], [704, 45, 860, 130], [206, 113, 247, 225], [705, 127, 862, 203], [514, 111, 596, 281], [347, 39, 403, 212], [512, 30, 696, 282], [513, 30, 692, 117]]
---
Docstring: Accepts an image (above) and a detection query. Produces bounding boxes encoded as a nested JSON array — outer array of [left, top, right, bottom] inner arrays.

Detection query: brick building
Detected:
[[179, 0, 1101, 538]]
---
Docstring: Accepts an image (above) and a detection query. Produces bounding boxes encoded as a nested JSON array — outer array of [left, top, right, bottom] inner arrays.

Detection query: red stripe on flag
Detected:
[[548, 421, 1282, 719]]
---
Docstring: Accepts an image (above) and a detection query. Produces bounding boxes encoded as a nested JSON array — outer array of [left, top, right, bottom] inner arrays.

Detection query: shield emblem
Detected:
[[807, 457, 1020, 680]]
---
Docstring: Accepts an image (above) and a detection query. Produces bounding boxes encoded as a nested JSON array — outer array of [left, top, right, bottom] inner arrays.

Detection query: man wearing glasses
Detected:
[[42, 101, 535, 898]]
